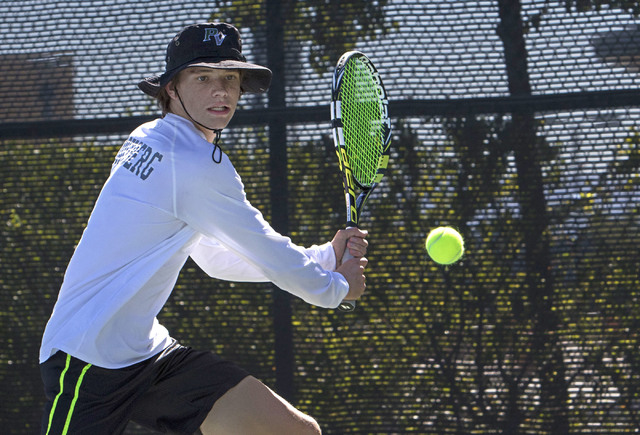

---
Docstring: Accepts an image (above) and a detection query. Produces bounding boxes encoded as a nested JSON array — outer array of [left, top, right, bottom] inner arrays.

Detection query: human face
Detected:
[[166, 67, 242, 141]]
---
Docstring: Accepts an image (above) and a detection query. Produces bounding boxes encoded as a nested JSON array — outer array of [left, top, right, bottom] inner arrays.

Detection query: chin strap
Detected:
[[175, 87, 223, 164], [211, 129, 222, 163]]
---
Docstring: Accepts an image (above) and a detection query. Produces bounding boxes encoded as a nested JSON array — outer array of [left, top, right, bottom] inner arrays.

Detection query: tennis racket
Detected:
[[330, 51, 392, 312]]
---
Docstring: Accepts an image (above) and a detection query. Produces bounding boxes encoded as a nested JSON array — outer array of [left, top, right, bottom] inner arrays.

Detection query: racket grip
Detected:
[[337, 250, 356, 312]]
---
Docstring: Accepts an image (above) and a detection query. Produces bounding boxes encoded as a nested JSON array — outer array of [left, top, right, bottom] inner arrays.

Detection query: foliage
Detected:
[[530, 0, 640, 30], [564, 0, 640, 14], [3, 1, 640, 433], [215, 0, 394, 73]]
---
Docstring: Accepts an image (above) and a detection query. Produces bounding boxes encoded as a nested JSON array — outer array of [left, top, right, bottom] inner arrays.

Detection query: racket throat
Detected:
[[348, 188, 375, 228]]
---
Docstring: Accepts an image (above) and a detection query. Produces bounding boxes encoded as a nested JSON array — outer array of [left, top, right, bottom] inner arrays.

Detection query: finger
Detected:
[[348, 237, 368, 249], [346, 227, 368, 238], [348, 239, 368, 254], [347, 246, 366, 258]]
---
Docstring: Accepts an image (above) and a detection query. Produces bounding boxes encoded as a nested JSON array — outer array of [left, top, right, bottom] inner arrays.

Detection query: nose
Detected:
[[211, 79, 229, 96]]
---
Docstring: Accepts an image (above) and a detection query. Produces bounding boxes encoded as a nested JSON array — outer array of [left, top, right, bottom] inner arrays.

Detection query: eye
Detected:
[[196, 75, 208, 82], [225, 73, 239, 81]]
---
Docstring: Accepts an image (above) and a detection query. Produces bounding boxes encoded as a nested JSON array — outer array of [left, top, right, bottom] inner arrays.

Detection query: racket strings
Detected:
[[340, 59, 384, 187]]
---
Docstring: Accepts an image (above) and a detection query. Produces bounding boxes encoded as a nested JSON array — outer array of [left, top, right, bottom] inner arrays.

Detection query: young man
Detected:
[[39, 22, 368, 434]]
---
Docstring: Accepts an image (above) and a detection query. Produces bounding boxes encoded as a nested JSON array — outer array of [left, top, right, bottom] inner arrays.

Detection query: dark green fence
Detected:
[[2, 1, 640, 433]]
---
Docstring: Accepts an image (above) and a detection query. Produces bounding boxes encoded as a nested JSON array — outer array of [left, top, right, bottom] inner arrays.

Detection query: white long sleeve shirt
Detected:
[[40, 113, 349, 369]]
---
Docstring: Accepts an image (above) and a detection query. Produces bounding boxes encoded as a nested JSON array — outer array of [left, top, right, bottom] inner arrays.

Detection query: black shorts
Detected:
[[40, 340, 250, 435]]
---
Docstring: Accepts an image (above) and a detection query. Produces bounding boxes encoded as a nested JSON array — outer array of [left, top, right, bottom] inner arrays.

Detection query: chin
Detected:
[[207, 113, 232, 125]]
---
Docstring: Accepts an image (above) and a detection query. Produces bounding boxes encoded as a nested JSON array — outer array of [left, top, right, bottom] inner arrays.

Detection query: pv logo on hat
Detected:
[[203, 28, 226, 45]]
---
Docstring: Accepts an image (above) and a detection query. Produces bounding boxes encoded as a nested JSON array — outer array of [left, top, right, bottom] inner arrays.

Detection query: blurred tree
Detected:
[[215, 0, 393, 74], [531, 0, 640, 28], [1, 139, 119, 431], [496, 1, 569, 433], [570, 127, 640, 426]]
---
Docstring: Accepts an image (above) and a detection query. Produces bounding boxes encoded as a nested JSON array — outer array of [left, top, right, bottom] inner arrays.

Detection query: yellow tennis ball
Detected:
[[426, 227, 464, 265]]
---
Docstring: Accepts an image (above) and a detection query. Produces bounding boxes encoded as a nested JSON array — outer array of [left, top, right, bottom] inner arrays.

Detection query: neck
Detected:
[[174, 88, 222, 143]]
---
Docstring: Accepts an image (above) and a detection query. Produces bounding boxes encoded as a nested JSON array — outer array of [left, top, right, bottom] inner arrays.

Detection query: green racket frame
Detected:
[[331, 51, 392, 312]]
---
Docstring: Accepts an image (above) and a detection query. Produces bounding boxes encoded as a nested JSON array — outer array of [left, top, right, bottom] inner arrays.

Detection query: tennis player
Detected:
[[39, 22, 368, 435]]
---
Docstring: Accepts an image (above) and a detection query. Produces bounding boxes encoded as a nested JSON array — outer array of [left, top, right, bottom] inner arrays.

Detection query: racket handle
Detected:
[[338, 300, 356, 311], [338, 250, 357, 312], [342, 249, 355, 263]]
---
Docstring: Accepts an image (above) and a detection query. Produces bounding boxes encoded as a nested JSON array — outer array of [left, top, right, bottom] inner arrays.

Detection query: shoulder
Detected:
[[111, 119, 167, 181]]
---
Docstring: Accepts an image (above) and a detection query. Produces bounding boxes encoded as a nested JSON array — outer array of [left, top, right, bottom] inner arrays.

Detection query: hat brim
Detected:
[[138, 60, 272, 97]]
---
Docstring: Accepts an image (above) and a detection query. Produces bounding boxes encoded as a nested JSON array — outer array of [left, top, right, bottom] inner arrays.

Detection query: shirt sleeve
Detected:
[[175, 152, 348, 308], [191, 239, 337, 283]]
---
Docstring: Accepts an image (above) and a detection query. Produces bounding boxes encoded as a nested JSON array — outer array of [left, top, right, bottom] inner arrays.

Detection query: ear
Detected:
[[165, 82, 177, 99]]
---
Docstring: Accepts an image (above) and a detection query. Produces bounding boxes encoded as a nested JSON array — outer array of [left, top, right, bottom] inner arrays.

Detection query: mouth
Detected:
[[208, 105, 231, 115]]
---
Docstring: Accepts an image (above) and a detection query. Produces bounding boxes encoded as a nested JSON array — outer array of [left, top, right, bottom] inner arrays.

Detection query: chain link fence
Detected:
[[2, 1, 640, 433]]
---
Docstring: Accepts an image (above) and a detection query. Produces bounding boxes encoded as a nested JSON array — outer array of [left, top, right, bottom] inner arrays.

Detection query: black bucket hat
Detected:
[[138, 22, 272, 97]]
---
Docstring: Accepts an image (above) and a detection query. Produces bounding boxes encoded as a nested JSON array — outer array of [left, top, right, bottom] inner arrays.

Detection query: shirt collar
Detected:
[[163, 113, 208, 141]]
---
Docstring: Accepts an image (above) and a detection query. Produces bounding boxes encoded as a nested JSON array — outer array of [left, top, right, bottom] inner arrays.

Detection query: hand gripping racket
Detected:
[[330, 51, 392, 312]]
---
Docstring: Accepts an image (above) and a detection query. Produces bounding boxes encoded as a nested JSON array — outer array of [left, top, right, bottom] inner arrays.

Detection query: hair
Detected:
[[156, 68, 245, 116], [156, 76, 182, 116], [157, 88, 172, 116]]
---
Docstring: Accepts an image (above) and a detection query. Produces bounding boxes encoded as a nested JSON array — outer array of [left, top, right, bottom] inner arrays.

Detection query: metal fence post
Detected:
[[266, 0, 294, 402]]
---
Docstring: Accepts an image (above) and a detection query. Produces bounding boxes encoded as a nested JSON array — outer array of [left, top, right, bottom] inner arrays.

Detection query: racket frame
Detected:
[[330, 51, 392, 312]]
